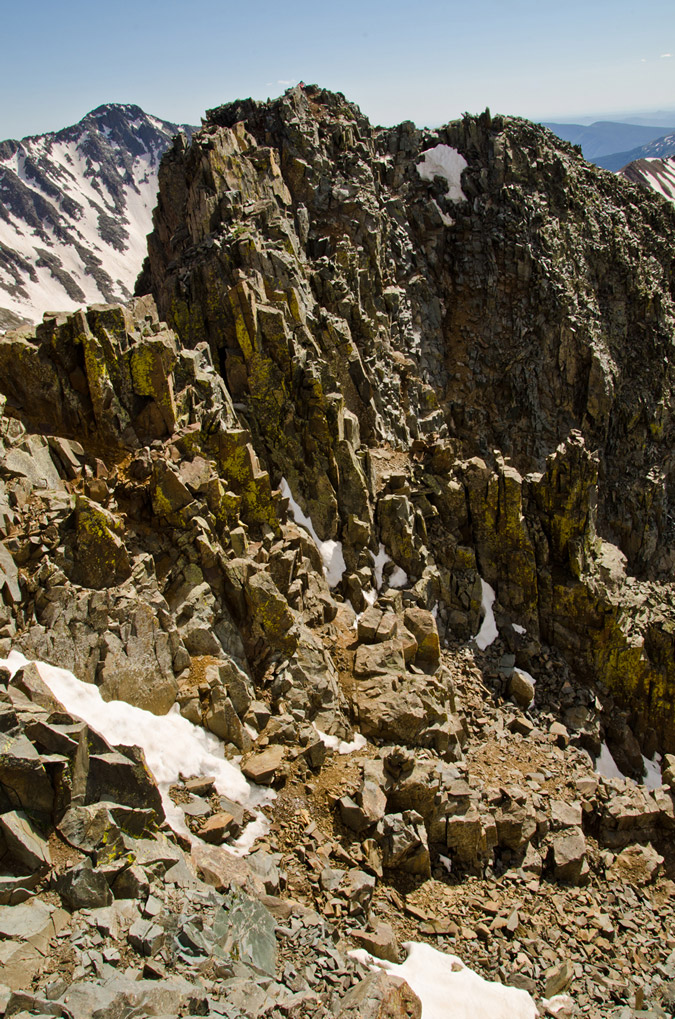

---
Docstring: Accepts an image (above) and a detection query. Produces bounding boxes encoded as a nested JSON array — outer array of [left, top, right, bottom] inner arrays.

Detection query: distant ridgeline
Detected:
[[0, 103, 195, 330], [543, 118, 675, 204]]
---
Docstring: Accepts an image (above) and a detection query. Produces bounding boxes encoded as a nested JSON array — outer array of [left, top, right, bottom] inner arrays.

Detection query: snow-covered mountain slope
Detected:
[[0, 104, 194, 328], [596, 131, 675, 171], [619, 155, 675, 204]]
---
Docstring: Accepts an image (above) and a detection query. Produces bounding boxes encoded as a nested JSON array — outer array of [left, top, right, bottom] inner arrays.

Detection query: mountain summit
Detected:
[[0, 103, 194, 329]]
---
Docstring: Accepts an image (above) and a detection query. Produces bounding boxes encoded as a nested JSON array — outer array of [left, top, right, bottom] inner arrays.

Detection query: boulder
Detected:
[[352, 671, 458, 754], [495, 800, 537, 852], [54, 972, 196, 1019], [0, 811, 51, 871], [354, 640, 406, 677], [379, 811, 431, 877], [551, 827, 588, 885], [0, 733, 54, 816], [213, 890, 277, 976], [550, 800, 583, 830], [357, 607, 398, 644], [607, 843, 664, 886], [73, 497, 131, 590], [245, 572, 296, 654], [508, 669, 535, 708], [128, 918, 165, 957], [444, 807, 498, 868], [241, 745, 286, 785], [349, 922, 400, 964], [96, 600, 179, 714], [337, 971, 422, 1019], [662, 753, 675, 789], [403, 607, 440, 669], [9, 664, 62, 713], [56, 858, 113, 910]]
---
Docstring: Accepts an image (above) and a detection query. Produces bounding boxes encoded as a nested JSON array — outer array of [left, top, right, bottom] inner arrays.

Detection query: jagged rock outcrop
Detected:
[[136, 84, 675, 749], [0, 86, 673, 749]]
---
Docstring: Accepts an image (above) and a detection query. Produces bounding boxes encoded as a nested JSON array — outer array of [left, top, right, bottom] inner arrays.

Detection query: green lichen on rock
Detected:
[[245, 571, 296, 655], [129, 334, 177, 436], [74, 496, 131, 590]]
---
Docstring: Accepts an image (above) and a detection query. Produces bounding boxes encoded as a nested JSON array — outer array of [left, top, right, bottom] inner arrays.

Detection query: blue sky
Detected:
[[3, 0, 674, 138]]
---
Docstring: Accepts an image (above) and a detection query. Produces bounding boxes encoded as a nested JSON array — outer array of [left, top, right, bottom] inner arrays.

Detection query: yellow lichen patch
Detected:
[[228, 283, 258, 361]]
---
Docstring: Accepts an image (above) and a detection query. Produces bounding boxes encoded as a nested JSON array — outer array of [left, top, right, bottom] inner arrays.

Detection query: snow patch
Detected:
[[351, 941, 538, 1019], [642, 752, 662, 789], [371, 543, 408, 590], [595, 742, 626, 781], [416, 144, 468, 204], [431, 198, 454, 226], [475, 578, 498, 650], [280, 478, 345, 587], [512, 623, 526, 635], [313, 726, 367, 755], [439, 854, 452, 876], [388, 564, 408, 588], [596, 744, 664, 790], [371, 544, 389, 589], [0, 651, 272, 855]]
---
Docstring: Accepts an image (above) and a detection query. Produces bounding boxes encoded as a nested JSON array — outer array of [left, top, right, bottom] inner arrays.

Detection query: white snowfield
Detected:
[[371, 543, 408, 590], [0, 650, 272, 855], [352, 941, 541, 1019], [595, 740, 663, 791], [640, 156, 675, 202], [313, 725, 367, 755], [416, 144, 468, 205], [595, 741, 625, 781]]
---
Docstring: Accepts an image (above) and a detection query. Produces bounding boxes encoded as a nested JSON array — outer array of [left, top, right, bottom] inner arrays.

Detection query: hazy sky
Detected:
[[3, 0, 674, 138]]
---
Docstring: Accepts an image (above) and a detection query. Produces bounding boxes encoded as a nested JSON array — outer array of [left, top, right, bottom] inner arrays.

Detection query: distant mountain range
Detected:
[[541, 120, 675, 160], [542, 119, 675, 206], [0, 104, 195, 330], [596, 133, 675, 171]]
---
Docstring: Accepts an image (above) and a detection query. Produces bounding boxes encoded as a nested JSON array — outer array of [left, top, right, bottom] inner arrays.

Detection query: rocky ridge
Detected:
[[0, 85, 673, 1017], [142, 84, 675, 751]]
